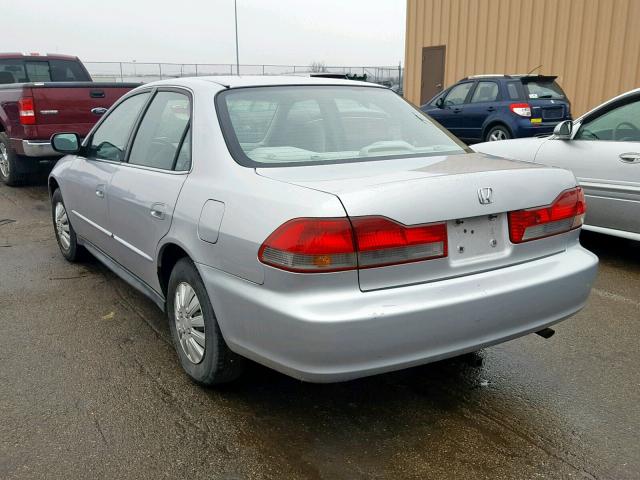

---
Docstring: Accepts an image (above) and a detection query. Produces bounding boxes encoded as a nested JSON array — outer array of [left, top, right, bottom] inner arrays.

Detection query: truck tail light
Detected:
[[508, 187, 586, 243], [510, 102, 531, 117], [18, 97, 36, 125], [259, 217, 448, 273]]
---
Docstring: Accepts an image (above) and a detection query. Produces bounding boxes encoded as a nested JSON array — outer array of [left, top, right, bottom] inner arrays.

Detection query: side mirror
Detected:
[[553, 120, 573, 140], [51, 133, 81, 154], [435, 97, 444, 109]]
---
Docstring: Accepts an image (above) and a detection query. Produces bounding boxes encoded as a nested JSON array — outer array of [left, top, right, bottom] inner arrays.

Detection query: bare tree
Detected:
[[309, 61, 327, 73]]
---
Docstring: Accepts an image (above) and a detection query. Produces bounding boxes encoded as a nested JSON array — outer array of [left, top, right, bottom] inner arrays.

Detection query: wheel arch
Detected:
[[157, 241, 194, 298], [48, 176, 60, 198]]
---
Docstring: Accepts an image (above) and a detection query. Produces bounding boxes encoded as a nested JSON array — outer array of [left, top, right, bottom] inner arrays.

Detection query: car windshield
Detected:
[[217, 85, 467, 166], [523, 79, 565, 99]]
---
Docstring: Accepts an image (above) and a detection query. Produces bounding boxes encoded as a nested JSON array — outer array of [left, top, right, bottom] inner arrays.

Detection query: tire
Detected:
[[485, 124, 512, 142], [167, 258, 244, 385], [51, 188, 83, 262], [0, 132, 26, 186]]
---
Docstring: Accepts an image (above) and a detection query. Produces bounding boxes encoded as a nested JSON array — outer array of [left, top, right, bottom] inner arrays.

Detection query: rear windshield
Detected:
[[217, 85, 467, 167], [0, 59, 91, 84], [522, 79, 565, 99]]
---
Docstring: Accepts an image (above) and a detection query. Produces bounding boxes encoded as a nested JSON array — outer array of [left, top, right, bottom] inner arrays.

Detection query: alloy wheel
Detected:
[[489, 129, 508, 141], [0, 143, 9, 178], [174, 282, 206, 364], [54, 202, 71, 251]]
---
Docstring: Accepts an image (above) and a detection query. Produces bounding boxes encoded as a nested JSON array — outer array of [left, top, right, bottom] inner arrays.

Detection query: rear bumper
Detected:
[[12, 139, 58, 157], [512, 120, 562, 138], [199, 244, 598, 383]]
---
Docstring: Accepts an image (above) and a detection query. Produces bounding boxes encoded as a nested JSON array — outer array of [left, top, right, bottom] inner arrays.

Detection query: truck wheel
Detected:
[[167, 258, 244, 386], [0, 133, 25, 186], [485, 125, 511, 142]]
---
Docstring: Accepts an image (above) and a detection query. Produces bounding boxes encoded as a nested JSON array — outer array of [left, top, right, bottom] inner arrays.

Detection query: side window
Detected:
[[470, 82, 499, 103], [506, 82, 521, 100], [444, 83, 473, 106], [575, 99, 640, 142], [428, 90, 446, 106], [128, 91, 191, 170], [88, 92, 150, 161]]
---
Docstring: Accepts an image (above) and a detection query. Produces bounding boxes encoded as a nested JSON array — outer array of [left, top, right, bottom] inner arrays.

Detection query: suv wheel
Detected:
[[0, 133, 25, 186], [486, 125, 511, 142], [167, 258, 244, 385]]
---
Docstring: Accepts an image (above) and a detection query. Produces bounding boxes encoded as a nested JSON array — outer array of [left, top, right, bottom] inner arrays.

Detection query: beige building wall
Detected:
[[404, 0, 640, 116]]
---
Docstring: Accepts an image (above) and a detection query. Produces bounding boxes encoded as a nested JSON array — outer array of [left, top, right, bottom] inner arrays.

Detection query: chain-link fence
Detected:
[[84, 62, 403, 90]]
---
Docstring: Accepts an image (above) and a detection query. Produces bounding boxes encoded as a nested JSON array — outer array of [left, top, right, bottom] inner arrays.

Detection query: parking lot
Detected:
[[0, 180, 637, 479]]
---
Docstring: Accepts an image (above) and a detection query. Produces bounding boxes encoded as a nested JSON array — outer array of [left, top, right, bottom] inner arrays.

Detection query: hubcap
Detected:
[[0, 143, 9, 178], [54, 202, 71, 251], [174, 282, 206, 364], [489, 129, 507, 141]]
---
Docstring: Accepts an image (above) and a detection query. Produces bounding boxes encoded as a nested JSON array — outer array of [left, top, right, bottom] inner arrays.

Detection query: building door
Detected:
[[420, 46, 446, 105]]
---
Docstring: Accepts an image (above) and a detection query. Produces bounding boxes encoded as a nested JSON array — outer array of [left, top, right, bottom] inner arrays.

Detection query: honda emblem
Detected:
[[478, 187, 494, 205]]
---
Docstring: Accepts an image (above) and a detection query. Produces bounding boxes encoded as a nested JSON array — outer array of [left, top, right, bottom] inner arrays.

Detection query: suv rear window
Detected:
[[522, 79, 565, 99], [0, 59, 91, 83]]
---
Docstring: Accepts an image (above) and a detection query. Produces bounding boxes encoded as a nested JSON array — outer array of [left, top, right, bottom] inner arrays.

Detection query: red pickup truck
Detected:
[[0, 53, 139, 185]]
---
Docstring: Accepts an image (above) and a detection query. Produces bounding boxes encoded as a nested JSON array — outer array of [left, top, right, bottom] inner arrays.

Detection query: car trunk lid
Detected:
[[258, 152, 578, 291]]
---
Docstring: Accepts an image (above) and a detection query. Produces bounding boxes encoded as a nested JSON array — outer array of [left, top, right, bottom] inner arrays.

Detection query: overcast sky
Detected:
[[4, 0, 406, 67]]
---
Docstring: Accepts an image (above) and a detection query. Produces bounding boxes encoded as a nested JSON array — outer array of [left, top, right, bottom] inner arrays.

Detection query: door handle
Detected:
[[150, 203, 166, 220], [95, 185, 105, 198], [453, 107, 463, 113], [619, 152, 640, 163], [487, 106, 496, 112]]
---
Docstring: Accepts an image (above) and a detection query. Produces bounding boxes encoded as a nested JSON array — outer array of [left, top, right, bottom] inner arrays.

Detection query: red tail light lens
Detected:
[[18, 97, 36, 125], [259, 216, 448, 273], [508, 187, 586, 243], [258, 218, 357, 272], [510, 102, 531, 117]]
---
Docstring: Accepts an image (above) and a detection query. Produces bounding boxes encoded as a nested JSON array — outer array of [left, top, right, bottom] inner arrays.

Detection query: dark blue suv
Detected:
[[421, 75, 571, 144]]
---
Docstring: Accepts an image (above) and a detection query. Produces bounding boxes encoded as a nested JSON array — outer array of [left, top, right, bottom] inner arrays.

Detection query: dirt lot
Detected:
[[1, 180, 639, 480]]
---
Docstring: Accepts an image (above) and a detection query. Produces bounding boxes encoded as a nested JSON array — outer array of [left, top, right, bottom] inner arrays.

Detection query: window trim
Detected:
[[215, 84, 470, 169], [124, 87, 193, 172]]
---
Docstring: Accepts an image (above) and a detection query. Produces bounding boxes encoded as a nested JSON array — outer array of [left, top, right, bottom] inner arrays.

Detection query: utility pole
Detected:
[[234, 0, 240, 75]]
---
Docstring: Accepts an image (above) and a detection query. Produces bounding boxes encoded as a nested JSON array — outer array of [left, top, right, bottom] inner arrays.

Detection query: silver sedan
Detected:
[[473, 89, 640, 242], [48, 76, 598, 384]]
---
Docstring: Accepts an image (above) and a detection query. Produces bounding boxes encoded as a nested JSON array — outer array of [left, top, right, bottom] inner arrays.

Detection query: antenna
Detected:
[[526, 64, 542, 75]]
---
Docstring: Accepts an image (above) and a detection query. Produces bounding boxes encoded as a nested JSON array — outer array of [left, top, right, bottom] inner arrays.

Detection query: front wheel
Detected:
[[51, 188, 83, 262], [167, 258, 244, 385], [485, 125, 511, 142]]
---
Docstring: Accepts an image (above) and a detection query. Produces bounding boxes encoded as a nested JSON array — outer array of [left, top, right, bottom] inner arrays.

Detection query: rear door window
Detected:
[[128, 91, 191, 170], [470, 82, 499, 103]]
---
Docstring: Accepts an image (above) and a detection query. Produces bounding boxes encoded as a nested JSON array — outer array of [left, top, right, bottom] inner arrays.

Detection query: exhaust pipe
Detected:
[[535, 327, 555, 339]]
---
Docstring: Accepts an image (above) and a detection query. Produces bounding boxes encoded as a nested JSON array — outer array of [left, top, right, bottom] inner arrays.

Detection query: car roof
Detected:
[[145, 75, 378, 89]]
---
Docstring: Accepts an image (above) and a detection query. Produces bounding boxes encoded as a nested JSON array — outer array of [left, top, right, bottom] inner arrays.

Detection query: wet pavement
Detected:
[[1, 181, 639, 480]]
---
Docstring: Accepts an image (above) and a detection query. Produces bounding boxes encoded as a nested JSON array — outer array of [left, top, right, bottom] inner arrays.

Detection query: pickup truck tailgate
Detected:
[[30, 82, 139, 138]]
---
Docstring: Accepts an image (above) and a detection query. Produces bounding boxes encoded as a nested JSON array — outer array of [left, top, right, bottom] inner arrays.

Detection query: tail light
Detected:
[[259, 216, 448, 273], [18, 97, 36, 125], [510, 102, 531, 117], [508, 187, 586, 243]]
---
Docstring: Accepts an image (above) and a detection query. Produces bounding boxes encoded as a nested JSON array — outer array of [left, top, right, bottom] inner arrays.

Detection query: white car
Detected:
[[473, 89, 640, 241]]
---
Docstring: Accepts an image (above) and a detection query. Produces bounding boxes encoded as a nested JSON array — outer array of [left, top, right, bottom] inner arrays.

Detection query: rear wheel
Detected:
[[0, 132, 25, 186], [485, 125, 511, 142], [167, 258, 244, 385]]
